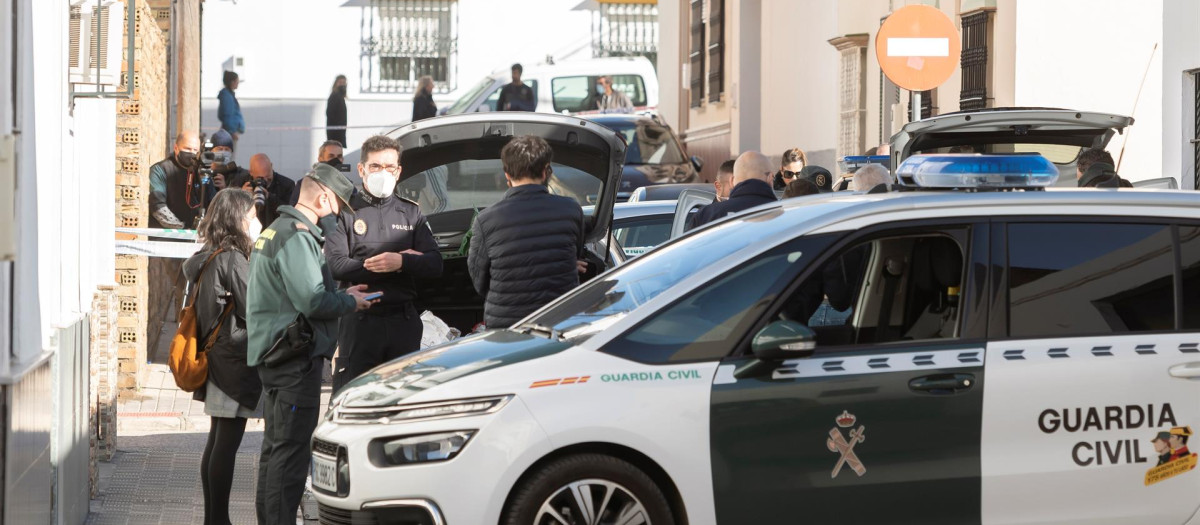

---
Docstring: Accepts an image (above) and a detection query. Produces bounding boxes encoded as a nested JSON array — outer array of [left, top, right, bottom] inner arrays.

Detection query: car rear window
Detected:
[[1007, 222, 1175, 338]]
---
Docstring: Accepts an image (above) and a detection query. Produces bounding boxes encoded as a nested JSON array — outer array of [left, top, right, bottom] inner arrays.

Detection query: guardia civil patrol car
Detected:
[[312, 109, 1200, 525]]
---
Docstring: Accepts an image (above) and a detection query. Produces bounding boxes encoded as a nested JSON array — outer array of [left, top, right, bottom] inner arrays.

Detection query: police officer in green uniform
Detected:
[[326, 135, 444, 391], [246, 164, 375, 525]]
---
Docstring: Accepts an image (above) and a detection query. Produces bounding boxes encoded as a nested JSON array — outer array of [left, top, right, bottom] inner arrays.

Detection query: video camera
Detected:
[[188, 136, 223, 228]]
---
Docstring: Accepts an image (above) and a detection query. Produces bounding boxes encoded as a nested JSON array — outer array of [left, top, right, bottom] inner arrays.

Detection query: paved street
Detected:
[[87, 334, 332, 525]]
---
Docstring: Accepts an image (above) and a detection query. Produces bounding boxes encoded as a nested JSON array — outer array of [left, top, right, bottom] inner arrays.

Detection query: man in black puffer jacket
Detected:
[[468, 135, 586, 329]]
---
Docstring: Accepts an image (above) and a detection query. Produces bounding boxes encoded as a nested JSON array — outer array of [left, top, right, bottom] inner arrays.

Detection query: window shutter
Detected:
[[688, 0, 704, 108], [69, 6, 82, 70], [959, 10, 992, 110], [706, 0, 724, 103]]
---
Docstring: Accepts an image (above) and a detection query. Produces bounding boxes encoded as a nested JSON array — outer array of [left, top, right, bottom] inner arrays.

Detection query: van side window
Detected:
[[552, 75, 647, 113], [1007, 223, 1174, 338]]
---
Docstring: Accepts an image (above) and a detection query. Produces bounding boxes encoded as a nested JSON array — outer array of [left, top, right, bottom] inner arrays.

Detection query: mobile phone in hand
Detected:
[[363, 292, 384, 301]]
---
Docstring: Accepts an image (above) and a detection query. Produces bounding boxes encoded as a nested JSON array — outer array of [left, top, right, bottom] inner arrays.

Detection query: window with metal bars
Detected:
[[592, 1, 658, 67], [707, 0, 724, 103], [959, 10, 992, 110], [689, 0, 704, 108], [360, 0, 458, 94], [1193, 72, 1200, 191]]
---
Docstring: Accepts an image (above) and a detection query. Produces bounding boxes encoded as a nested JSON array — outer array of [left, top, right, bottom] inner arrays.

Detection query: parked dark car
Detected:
[[587, 114, 703, 201]]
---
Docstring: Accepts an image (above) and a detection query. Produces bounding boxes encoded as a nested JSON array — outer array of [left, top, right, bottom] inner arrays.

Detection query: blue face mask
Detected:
[[596, 84, 605, 96]]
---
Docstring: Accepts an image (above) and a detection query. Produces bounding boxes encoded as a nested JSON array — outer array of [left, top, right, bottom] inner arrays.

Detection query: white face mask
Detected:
[[364, 170, 396, 199], [246, 216, 263, 240]]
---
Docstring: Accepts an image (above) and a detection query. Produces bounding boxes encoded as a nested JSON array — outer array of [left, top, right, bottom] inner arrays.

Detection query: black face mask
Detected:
[[176, 151, 197, 168], [322, 157, 345, 169], [337, 86, 347, 97]]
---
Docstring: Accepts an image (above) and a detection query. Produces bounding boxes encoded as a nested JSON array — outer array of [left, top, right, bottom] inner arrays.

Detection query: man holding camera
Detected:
[[326, 135, 443, 390], [233, 153, 295, 228], [148, 131, 212, 229]]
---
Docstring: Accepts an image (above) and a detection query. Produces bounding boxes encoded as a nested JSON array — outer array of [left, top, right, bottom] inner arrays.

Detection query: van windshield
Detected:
[[445, 77, 495, 115]]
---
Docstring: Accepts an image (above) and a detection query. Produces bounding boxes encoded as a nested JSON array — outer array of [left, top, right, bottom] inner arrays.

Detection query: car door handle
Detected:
[[1169, 362, 1200, 378], [909, 373, 975, 395]]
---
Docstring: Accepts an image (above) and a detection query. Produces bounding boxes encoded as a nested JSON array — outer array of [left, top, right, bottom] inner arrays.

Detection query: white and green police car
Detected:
[[312, 111, 1200, 525]]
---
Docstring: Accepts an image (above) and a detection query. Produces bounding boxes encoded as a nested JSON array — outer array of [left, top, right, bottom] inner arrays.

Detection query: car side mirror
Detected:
[[751, 320, 816, 361], [690, 155, 704, 172], [735, 321, 816, 379]]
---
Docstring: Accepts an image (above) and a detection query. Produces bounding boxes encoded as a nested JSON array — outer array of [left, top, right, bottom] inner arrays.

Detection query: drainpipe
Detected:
[[70, 0, 136, 102]]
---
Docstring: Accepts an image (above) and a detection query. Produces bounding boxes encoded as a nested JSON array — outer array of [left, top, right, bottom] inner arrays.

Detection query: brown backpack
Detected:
[[169, 250, 235, 392]]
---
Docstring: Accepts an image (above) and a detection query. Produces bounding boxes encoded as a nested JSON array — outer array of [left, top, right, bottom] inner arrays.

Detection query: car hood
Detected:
[[335, 330, 573, 409], [390, 113, 627, 243], [892, 108, 1133, 167]]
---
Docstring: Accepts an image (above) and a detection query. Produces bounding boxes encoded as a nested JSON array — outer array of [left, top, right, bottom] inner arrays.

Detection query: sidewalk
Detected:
[[87, 358, 333, 525]]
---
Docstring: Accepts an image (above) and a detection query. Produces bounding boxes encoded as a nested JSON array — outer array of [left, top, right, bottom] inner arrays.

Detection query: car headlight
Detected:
[[331, 395, 512, 424], [368, 431, 475, 467]]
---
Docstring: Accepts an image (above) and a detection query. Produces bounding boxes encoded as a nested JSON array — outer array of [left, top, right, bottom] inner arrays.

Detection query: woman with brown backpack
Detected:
[[181, 188, 263, 525]]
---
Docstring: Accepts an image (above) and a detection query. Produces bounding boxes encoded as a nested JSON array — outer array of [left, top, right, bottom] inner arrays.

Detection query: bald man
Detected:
[[232, 153, 296, 227], [687, 151, 778, 230], [148, 131, 211, 229]]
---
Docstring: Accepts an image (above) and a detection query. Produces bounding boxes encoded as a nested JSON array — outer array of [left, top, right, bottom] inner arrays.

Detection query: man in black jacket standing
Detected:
[[688, 151, 777, 230], [326, 135, 444, 385], [326, 75, 348, 147], [468, 135, 585, 329]]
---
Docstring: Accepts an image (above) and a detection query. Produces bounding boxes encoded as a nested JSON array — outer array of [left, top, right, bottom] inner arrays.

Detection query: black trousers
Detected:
[[256, 354, 323, 525], [334, 304, 423, 392]]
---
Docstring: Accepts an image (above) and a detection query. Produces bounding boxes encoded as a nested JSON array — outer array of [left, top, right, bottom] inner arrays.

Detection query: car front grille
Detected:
[[312, 437, 340, 458], [318, 502, 438, 525]]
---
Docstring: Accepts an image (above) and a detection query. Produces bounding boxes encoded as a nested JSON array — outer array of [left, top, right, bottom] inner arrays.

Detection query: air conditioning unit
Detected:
[[69, 0, 126, 86]]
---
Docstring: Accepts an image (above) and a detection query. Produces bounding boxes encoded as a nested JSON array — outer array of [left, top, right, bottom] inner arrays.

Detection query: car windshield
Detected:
[[518, 206, 790, 340], [608, 121, 687, 165], [445, 77, 495, 115]]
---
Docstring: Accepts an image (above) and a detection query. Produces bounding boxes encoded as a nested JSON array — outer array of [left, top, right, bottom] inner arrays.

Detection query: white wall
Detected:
[[1014, 0, 1163, 182], [1163, 0, 1200, 189], [22, 0, 117, 358], [200, 0, 599, 174], [760, 0, 839, 168]]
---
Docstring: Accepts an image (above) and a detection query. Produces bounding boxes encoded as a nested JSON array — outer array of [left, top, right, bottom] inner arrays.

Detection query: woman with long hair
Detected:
[[326, 74, 348, 147], [412, 75, 437, 122], [184, 189, 263, 525], [773, 147, 808, 190]]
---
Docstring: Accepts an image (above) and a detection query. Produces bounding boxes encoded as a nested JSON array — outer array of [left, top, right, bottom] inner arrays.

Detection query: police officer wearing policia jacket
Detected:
[[246, 164, 375, 525], [326, 135, 443, 388]]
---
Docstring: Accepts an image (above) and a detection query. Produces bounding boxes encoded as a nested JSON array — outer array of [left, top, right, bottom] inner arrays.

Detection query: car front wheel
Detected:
[[503, 453, 675, 525]]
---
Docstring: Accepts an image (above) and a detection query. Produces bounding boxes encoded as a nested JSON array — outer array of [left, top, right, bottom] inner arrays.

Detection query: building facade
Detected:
[[659, 0, 1200, 187], [198, 0, 660, 178], [2, 0, 177, 522]]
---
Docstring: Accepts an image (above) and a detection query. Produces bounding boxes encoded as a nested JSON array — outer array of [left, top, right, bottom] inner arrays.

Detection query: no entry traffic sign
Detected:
[[875, 5, 961, 92]]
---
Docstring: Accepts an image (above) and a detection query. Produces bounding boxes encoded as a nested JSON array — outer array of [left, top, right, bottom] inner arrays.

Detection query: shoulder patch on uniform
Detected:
[[397, 195, 419, 207], [259, 228, 276, 240]]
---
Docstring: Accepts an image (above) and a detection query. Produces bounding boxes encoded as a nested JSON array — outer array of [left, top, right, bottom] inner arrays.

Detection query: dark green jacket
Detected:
[[246, 206, 356, 366]]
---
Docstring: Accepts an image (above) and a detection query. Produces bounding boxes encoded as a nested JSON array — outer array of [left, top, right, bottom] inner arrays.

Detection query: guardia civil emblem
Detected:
[[827, 410, 866, 478], [353, 219, 367, 235]]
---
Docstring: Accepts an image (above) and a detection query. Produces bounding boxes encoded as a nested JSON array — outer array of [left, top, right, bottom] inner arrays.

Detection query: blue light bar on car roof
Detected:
[[896, 153, 1059, 189]]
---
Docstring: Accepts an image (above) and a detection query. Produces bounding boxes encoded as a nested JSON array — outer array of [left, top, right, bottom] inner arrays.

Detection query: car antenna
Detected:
[[1115, 42, 1157, 173]]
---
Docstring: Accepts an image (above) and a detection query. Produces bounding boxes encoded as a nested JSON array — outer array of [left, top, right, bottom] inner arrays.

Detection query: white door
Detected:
[[982, 221, 1200, 524]]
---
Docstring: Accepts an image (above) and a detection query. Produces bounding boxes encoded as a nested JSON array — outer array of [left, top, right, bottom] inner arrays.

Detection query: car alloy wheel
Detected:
[[534, 479, 650, 525]]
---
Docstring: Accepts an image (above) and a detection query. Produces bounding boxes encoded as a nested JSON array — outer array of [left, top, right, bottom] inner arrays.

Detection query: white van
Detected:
[[440, 56, 659, 116]]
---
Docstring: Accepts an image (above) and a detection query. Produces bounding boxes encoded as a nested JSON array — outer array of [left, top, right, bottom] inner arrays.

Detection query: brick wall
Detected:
[[114, 1, 168, 391], [89, 286, 118, 496]]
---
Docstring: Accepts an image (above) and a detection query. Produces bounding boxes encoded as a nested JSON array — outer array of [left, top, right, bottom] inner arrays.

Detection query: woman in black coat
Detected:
[[183, 189, 262, 525], [412, 75, 437, 122]]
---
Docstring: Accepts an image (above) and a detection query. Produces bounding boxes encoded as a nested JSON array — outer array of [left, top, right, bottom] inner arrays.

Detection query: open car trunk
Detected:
[[387, 113, 626, 333], [891, 108, 1134, 187]]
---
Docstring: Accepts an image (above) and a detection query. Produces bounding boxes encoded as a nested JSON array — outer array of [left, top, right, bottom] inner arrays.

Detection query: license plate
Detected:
[[311, 453, 338, 493]]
